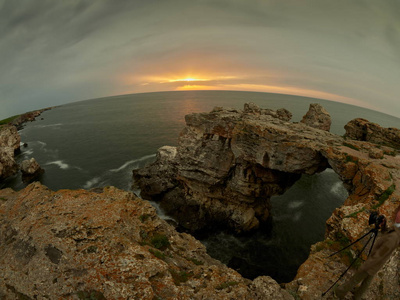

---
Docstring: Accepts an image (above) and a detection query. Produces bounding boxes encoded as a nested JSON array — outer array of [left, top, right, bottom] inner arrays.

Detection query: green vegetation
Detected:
[[345, 155, 358, 164], [288, 290, 301, 300], [188, 257, 204, 265], [151, 234, 170, 250], [216, 281, 239, 290], [0, 114, 20, 125], [148, 248, 166, 260], [0, 197, 7, 202], [343, 142, 360, 151], [169, 269, 191, 285], [344, 207, 366, 219], [372, 184, 396, 209], [139, 214, 151, 223]]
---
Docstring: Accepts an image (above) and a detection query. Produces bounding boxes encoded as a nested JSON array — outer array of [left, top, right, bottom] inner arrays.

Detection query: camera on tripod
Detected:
[[368, 211, 386, 229]]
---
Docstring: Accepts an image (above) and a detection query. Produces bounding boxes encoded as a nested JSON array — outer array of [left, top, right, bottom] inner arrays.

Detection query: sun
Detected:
[[168, 77, 208, 83]]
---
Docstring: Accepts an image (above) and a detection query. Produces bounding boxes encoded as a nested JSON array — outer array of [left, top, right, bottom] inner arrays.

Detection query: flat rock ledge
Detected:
[[133, 103, 400, 299], [0, 183, 292, 299]]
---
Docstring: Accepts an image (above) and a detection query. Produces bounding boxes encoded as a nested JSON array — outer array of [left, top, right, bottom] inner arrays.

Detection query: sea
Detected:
[[2, 90, 399, 283]]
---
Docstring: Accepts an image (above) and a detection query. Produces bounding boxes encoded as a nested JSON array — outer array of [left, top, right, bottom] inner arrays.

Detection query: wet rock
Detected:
[[0, 183, 291, 299], [300, 103, 332, 131]]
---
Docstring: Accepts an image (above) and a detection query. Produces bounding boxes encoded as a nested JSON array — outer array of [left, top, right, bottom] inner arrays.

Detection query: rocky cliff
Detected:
[[0, 183, 292, 299], [133, 103, 400, 298], [0, 124, 21, 180]]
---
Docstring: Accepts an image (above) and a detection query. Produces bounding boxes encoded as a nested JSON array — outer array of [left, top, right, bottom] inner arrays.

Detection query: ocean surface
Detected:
[[3, 90, 399, 283]]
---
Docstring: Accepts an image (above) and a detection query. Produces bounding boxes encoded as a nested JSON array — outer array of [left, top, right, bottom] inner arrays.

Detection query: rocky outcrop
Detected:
[[0, 183, 292, 299], [20, 158, 44, 182], [300, 103, 331, 131], [134, 103, 339, 233], [10, 107, 52, 129], [133, 102, 400, 298], [345, 118, 400, 149], [0, 124, 20, 180]]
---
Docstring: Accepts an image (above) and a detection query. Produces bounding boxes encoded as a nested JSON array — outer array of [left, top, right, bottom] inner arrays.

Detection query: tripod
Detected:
[[321, 226, 379, 297]]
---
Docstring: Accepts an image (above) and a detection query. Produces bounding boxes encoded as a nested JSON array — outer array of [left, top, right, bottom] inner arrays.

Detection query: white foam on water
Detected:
[[288, 201, 304, 209], [110, 154, 156, 172], [148, 200, 176, 222], [35, 123, 63, 129], [83, 177, 101, 189], [45, 160, 70, 170], [330, 181, 347, 198], [22, 149, 34, 156]]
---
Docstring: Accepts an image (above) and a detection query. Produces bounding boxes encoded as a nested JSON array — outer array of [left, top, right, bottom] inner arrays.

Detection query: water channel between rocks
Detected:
[[195, 168, 348, 283]]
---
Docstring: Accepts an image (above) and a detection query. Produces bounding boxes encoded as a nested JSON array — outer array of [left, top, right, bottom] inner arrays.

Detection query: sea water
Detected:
[[3, 90, 399, 282]]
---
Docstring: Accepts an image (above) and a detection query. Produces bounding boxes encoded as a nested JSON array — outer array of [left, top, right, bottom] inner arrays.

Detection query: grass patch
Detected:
[[149, 248, 166, 260], [0, 197, 7, 202], [139, 214, 151, 223], [0, 115, 20, 125], [169, 269, 191, 285], [343, 142, 360, 151], [151, 234, 170, 250], [372, 184, 396, 209], [345, 155, 358, 164], [344, 207, 366, 219], [188, 257, 204, 265], [216, 281, 239, 290]]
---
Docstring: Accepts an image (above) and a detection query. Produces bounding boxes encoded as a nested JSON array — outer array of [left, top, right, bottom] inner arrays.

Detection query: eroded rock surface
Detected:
[[0, 183, 292, 299], [134, 103, 339, 233], [0, 124, 20, 179], [345, 118, 400, 149], [20, 158, 44, 182], [300, 103, 332, 131], [133, 102, 400, 298]]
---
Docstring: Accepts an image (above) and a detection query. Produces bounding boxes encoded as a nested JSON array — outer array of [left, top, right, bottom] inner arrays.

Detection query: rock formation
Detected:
[[133, 102, 400, 298], [345, 118, 400, 149], [0, 183, 292, 299], [0, 124, 20, 180], [300, 103, 332, 131], [134, 103, 338, 233], [20, 158, 44, 182]]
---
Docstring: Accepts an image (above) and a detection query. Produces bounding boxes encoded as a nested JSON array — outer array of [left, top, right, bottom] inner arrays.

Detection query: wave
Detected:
[[35, 123, 63, 129], [84, 177, 101, 189], [110, 154, 156, 172], [45, 160, 70, 170]]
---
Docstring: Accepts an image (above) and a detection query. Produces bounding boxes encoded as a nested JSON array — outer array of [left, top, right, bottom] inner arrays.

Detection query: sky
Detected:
[[1, 0, 400, 120]]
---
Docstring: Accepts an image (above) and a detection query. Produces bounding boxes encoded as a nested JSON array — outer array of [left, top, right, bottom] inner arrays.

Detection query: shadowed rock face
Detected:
[[0, 183, 292, 299], [133, 103, 400, 298]]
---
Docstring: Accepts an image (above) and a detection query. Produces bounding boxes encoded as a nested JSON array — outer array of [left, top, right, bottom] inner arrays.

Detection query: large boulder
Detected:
[[0, 183, 292, 299], [20, 158, 44, 182], [300, 103, 332, 131]]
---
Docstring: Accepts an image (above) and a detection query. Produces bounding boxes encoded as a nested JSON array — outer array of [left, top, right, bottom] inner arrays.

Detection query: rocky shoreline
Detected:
[[1, 103, 399, 299], [0, 109, 49, 182]]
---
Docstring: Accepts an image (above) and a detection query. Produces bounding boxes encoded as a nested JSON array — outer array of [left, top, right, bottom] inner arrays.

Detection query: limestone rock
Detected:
[[0, 183, 291, 299], [0, 124, 21, 151], [134, 103, 338, 233], [133, 103, 400, 298], [345, 118, 400, 149], [300, 103, 332, 131], [20, 158, 44, 182], [0, 124, 20, 180]]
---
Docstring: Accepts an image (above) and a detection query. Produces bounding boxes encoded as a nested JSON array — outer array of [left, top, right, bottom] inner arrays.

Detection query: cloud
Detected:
[[0, 0, 399, 119]]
